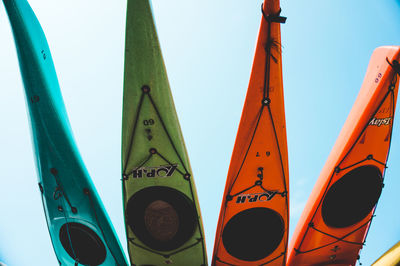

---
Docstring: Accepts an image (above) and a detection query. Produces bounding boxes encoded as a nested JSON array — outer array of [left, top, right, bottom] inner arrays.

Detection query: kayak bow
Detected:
[[212, 1, 289, 265], [3, 0, 128, 265], [122, 0, 207, 265], [287, 46, 400, 265]]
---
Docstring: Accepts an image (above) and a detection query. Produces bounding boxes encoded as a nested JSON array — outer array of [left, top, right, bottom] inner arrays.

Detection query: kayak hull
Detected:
[[287, 46, 400, 266], [3, 0, 128, 265], [212, 0, 289, 265], [122, 0, 207, 265], [373, 241, 400, 266]]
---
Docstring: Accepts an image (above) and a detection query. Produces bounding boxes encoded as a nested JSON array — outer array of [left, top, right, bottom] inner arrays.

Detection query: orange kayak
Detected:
[[212, 0, 288, 265], [287, 46, 400, 266]]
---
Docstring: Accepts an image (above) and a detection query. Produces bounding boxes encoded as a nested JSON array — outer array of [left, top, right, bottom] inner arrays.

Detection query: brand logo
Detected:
[[369, 117, 392, 127], [132, 164, 178, 178], [235, 191, 278, 204]]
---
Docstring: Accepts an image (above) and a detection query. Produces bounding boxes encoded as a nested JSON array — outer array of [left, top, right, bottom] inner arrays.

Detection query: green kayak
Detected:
[[122, 0, 207, 265], [3, 0, 128, 265]]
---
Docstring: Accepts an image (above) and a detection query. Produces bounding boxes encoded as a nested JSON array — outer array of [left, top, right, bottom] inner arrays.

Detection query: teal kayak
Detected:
[[3, 0, 128, 265]]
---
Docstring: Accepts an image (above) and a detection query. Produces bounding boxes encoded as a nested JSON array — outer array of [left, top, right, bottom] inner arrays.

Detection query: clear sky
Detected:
[[1, 0, 400, 265]]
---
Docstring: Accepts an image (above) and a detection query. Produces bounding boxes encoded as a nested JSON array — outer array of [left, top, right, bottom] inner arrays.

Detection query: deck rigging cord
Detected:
[[294, 59, 400, 256], [122, 85, 206, 263], [215, 5, 287, 265]]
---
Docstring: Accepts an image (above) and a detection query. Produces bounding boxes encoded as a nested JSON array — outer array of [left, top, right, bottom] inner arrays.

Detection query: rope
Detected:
[[357, 65, 399, 264], [39, 180, 78, 265], [214, 252, 284, 266], [295, 59, 398, 254], [309, 223, 367, 246], [123, 85, 206, 263], [214, 257, 239, 266], [128, 237, 203, 258], [335, 154, 386, 173], [295, 217, 372, 254], [123, 88, 146, 174], [228, 166, 286, 199], [154, 149, 186, 177], [261, 4, 286, 99], [386, 58, 400, 75], [214, 106, 264, 252], [124, 152, 154, 179], [84, 188, 119, 264], [50, 168, 76, 213], [147, 92, 189, 175], [215, 5, 289, 262], [51, 169, 78, 264], [228, 107, 264, 190], [260, 252, 285, 265]]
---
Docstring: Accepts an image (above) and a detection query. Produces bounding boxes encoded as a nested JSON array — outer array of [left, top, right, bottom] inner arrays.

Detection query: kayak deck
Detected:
[[287, 46, 400, 265], [212, 0, 289, 265], [122, 0, 207, 265], [3, 0, 128, 265]]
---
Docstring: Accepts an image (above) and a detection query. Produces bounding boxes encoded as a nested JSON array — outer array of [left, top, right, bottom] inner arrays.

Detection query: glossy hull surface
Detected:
[[287, 46, 400, 266], [3, 0, 128, 265], [212, 0, 289, 265], [122, 0, 207, 265], [372, 241, 400, 266]]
